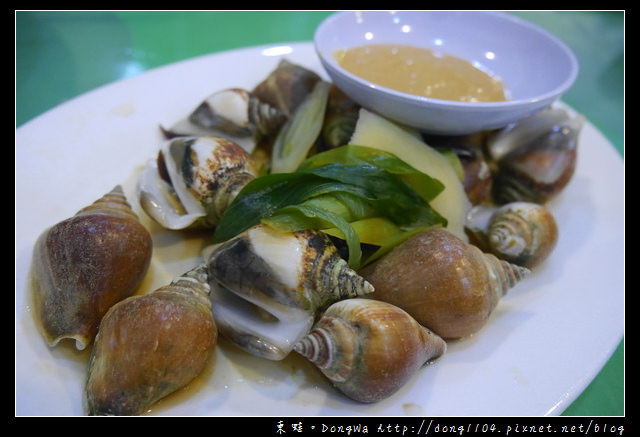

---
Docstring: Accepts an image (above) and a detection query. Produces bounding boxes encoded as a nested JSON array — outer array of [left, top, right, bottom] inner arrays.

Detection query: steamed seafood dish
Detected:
[[27, 57, 583, 415]]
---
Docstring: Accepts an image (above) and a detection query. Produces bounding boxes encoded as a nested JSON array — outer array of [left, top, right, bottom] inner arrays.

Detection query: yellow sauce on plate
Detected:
[[335, 44, 508, 103]]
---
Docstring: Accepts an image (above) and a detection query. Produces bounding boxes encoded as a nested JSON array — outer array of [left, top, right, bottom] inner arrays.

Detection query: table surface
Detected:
[[15, 10, 624, 417]]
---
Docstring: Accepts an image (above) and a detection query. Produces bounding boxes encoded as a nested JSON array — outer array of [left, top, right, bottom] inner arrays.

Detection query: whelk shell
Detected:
[[360, 228, 530, 339], [30, 185, 152, 350], [294, 298, 447, 403], [188, 88, 287, 138], [466, 201, 559, 269], [205, 224, 374, 360], [320, 84, 360, 150], [423, 132, 493, 206], [487, 106, 584, 204], [137, 136, 258, 230], [251, 59, 323, 117], [85, 264, 217, 416]]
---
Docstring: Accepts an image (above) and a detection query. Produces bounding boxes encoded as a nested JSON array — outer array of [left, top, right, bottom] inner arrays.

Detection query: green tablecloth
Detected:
[[15, 10, 624, 416]]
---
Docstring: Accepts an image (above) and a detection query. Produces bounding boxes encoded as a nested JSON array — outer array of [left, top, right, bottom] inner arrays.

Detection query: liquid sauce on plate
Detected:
[[335, 44, 508, 103]]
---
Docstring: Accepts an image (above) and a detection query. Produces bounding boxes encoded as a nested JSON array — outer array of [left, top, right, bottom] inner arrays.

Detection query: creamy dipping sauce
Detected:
[[335, 44, 508, 103]]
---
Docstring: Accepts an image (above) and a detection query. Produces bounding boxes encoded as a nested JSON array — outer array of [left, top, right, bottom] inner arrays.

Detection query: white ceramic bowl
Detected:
[[314, 11, 579, 135]]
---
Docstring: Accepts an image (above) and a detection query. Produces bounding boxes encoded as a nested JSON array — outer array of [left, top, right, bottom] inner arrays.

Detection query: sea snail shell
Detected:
[[360, 228, 530, 339], [251, 59, 323, 118], [294, 298, 447, 403], [466, 201, 559, 269], [137, 136, 259, 230], [188, 88, 287, 138], [487, 106, 583, 205], [206, 224, 374, 360], [85, 264, 217, 416], [30, 185, 152, 350]]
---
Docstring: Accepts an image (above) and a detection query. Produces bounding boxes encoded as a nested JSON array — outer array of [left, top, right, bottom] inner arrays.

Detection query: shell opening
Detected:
[[137, 158, 206, 230], [209, 281, 314, 361]]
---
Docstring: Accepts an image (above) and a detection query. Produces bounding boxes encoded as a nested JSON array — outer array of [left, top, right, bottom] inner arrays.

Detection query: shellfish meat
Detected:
[[205, 224, 374, 360], [294, 298, 447, 403], [30, 185, 152, 350], [85, 265, 217, 416]]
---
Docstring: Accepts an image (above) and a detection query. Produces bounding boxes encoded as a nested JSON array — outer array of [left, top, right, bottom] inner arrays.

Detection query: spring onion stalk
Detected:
[[270, 81, 331, 174]]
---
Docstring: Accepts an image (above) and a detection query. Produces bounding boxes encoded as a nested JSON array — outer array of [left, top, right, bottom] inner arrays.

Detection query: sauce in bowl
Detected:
[[335, 44, 508, 103]]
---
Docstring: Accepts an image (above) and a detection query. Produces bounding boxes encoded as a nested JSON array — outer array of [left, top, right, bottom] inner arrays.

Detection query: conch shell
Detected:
[[205, 224, 374, 360], [360, 228, 530, 339], [294, 298, 447, 403], [85, 265, 217, 416], [30, 185, 152, 350], [466, 201, 559, 269]]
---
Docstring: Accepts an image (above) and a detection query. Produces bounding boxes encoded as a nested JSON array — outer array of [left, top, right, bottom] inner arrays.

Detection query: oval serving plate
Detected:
[[15, 42, 623, 416]]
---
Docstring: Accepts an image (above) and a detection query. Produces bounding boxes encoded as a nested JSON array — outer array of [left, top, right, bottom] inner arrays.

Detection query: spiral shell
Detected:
[[188, 88, 287, 137], [423, 132, 493, 205], [85, 264, 217, 416], [252, 59, 323, 117], [487, 106, 584, 204], [466, 202, 559, 269], [137, 136, 259, 230], [360, 228, 530, 339], [30, 185, 152, 350], [321, 85, 360, 149], [294, 298, 447, 403], [205, 224, 374, 360]]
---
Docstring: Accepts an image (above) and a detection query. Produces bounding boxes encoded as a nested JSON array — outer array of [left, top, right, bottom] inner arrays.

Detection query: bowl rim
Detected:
[[314, 10, 579, 110]]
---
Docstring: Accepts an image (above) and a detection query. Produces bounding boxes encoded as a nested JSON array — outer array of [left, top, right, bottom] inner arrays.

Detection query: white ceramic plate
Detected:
[[15, 43, 624, 416]]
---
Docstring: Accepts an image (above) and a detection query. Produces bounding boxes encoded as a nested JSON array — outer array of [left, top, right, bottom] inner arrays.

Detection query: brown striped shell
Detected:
[[30, 185, 152, 350], [294, 298, 446, 403], [251, 59, 323, 117], [487, 106, 583, 205], [467, 202, 559, 269], [360, 228, 530, 339], [85, 265, 217, 416]]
